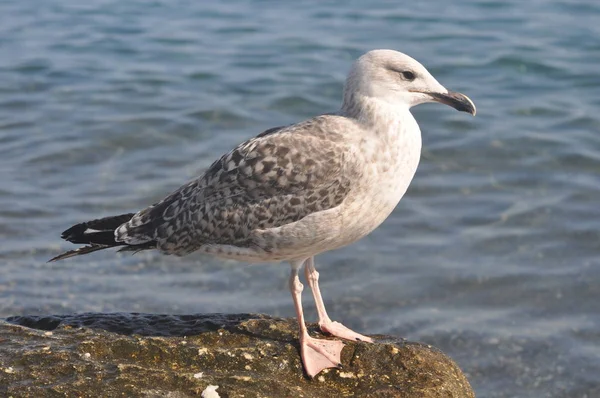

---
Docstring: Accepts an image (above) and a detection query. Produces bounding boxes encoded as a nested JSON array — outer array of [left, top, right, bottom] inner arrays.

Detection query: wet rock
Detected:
[[0, 313, 474, 397]]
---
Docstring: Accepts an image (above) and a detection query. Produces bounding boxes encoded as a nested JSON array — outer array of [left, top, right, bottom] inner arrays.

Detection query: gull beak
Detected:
[[428, 91, 476, 116]]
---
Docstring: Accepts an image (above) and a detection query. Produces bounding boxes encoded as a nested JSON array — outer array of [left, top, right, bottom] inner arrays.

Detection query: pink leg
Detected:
[[289, 260, 344, 378], [304, 257, 373, 343]]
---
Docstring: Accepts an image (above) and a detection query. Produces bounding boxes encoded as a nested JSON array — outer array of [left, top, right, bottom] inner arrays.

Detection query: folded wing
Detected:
[[115, 115, 357, 255]]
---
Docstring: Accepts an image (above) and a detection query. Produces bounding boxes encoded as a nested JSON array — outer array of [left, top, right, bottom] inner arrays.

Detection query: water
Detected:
[[1, 0, 599, 396]]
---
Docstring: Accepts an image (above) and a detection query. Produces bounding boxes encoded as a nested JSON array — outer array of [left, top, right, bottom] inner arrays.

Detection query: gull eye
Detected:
[[401, 71, 415, 81]]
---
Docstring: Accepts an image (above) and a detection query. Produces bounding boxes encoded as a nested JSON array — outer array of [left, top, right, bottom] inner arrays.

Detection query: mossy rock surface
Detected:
[[0, 313, 474, 397]]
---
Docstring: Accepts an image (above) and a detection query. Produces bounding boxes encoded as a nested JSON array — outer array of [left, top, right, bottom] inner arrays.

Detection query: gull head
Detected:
[[343, 49, 476, 116]]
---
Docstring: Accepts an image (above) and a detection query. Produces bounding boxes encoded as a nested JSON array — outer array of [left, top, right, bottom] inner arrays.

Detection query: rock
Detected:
[[0, 313, 474, 397]]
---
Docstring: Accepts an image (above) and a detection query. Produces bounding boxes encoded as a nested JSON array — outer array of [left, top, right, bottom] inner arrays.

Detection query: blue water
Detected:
[[1, 1, 600, 396]]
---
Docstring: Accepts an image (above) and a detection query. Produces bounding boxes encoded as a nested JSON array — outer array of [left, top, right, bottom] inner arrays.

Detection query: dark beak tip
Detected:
[[466, 96, 477, 116], [452, 92, 476, 116], [429, 91, 476, 116]]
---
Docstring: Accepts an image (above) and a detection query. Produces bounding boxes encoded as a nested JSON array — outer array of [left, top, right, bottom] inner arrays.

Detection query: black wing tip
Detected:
[[48, 244, 109, 262], [48, 241, 156, 263], [48, 253, 67, 263]]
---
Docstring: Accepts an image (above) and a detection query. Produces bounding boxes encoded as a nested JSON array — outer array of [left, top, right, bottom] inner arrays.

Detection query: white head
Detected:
[[342, 49, 475, 116]]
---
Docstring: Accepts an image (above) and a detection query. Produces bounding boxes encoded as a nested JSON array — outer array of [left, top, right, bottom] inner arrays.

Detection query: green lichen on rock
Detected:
[[0, 313, 474, 397]]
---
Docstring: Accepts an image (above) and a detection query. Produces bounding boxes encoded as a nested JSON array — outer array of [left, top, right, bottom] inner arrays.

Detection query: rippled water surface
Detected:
[[1, 1, 600, 396]]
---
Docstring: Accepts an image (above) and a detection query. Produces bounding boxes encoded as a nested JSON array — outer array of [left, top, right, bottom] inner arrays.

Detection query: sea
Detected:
[[1, 1, 599, 396]]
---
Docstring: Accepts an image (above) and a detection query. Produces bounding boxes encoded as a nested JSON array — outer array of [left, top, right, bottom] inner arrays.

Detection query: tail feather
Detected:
[[61, 213, 136, 244], [50, 213, 157, 262]]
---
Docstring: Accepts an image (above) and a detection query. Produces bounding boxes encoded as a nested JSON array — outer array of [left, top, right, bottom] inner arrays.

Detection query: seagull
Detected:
[[49, 49, 475, 378]]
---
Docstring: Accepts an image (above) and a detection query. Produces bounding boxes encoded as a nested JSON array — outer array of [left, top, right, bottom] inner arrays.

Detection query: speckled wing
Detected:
[[115, 115, 356, 255]]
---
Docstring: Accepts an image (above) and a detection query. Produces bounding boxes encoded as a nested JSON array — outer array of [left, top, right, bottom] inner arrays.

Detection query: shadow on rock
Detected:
[[6, 312, 274, 337]]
